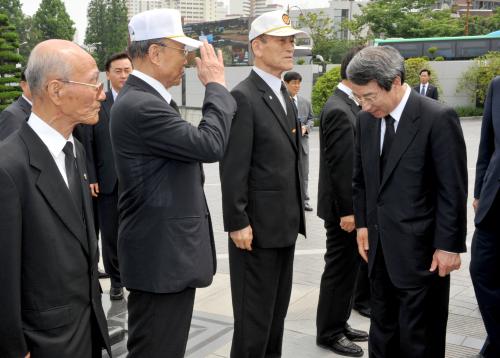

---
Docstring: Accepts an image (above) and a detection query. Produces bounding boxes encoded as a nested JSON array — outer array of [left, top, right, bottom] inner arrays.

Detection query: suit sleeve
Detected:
[[322, 106, 355, 216], [0, 110, 24, 141], [431, 86, 439, 100], [219, 89, 253, 232], [353, 115, 367, 228], [305, 99, 314, 133], [474, 79, 496, 199], [137, 83, 236, 163], [431, 107, 467, 252], [0, 168, 28, 357]]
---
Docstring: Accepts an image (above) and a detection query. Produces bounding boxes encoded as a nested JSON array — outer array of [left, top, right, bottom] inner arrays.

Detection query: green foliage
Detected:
[[347, 0, 466, 39], [454, 106, 484, 117], [31, 0, 75, 44], [311, 66, 341, 116], [0, 12, 21, 110], [434, 56, 444, 61], [458, 52, 500, 107], [85, 0, 128, 70], [296, 58, 305, 65]]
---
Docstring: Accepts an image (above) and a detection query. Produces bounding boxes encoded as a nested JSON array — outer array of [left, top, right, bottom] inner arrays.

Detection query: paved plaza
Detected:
[[99, 118, 486, 358]]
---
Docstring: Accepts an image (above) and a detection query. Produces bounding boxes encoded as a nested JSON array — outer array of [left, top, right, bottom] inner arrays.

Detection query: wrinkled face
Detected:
[[107, 57, 133, 92], [419, 71, 430, 84], [350, 79, 399, 119], [57, 56, 106, 126], [152, 38, 188, 88], [286, 79, 301, 97], [252, 35, 295, 76]]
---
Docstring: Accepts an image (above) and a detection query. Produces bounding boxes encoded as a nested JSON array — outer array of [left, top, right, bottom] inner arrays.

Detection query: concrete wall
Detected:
[[123, 61, 475, 110]]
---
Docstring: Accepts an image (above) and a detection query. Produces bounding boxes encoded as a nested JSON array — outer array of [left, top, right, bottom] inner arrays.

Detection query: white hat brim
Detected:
[[171, 36, 203, 51], [264, 27, 308, 38]]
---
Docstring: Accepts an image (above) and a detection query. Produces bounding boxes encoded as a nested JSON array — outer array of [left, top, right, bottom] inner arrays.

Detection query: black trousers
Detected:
[[229, 241, 295, 358], [353, 260, 371, 310], [369, 247, 449, 358], [470, 194, 500, 358], [98, 186, 121, 288], [126, 287, 196, 358], [316, 220, 361, 339]]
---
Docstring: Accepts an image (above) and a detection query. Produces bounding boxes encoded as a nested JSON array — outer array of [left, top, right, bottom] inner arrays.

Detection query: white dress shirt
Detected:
[[111, 87, 119, 101], [253, 66, 287, 113], [27, 112, 76, 188], [380, 84, 411, 153], [130, 69, 173, 105]]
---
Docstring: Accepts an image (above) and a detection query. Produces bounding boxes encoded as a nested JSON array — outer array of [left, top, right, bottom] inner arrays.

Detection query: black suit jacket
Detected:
[[474, 76, 500, 224], [0, 123, 110, 357], [317, 88, 360, 221], [220, 70, 306, 248], [77, 91, 117, 194], [110, 74, 236, 293], [0, 96, 31, 140], [353, 91, 467, 288], [413, 83, 438, 100]]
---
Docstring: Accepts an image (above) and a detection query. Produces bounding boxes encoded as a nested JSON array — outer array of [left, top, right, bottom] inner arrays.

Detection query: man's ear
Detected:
[[46, 80, 64, 106], [148, 44, 162, 67]]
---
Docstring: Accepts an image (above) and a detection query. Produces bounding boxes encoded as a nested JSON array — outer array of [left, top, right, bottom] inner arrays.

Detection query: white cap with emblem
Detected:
[[249, 10, 307, 41], [128, 8, 202, 50]]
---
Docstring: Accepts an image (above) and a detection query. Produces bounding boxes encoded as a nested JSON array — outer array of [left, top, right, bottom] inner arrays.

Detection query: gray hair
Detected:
[[25, 46, 73, 97], [346, 46, 405, 91], [128, 38, 164, 60]]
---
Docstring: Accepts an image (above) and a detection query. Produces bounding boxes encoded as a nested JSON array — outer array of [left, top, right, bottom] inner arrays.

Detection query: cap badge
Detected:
[[282, 14, 290, 25]]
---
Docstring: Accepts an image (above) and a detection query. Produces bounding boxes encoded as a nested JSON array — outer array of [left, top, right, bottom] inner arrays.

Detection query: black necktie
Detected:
[[63, 141, 83, 218], [170, 99, 180, 114], [380, 115, 396, 177], [281, 83, 298, 131]]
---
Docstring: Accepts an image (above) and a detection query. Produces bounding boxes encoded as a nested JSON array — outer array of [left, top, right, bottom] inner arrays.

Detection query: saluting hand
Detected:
[[195, 41, 226, 88], [230, 225, 253, 251]]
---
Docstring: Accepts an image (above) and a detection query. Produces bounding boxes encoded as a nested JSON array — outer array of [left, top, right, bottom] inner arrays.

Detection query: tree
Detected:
[[31, 0, 75, 45], [298, 11, 361, 63], [311, 66, 341, 115], [0, 0, 30, 62], [85, 0, 128, 70], [347, 0, 464, 39], [459, 52, 500, 107], [0, 12, 22, 110]]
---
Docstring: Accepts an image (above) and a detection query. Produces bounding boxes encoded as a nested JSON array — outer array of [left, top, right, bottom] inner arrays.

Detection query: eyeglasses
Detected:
[[155, 42, 189, 57], [59, 79, 104, 95], [349, 89, 382, 106]]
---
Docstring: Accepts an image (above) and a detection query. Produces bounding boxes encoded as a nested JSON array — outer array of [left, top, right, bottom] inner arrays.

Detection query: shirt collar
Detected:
[[111, 87, 119, 101], [27, 112, 75, 157], [22, 95, 32, 106], [131, 69, 172, 104], [389, 84, 411, 123], [253, 66, 283, 94], [337, 82, 352, 96]]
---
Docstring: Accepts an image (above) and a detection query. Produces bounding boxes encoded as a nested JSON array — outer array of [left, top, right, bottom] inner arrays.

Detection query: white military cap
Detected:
[[128, 8, 202, 50], [249, 10, 307, 41]]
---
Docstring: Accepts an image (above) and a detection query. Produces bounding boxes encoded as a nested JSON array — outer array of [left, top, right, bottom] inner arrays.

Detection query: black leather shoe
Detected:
[[304, 203, 313, 211], [354, 305, 371, 318], [344, 324, 368, 342], [317, 334, 363, 357], [110, 287, 124, 300], [98, 270, 109, 279]]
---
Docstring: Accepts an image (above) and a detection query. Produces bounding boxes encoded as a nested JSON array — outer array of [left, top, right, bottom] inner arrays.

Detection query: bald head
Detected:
[[26, 39, 96, 98]]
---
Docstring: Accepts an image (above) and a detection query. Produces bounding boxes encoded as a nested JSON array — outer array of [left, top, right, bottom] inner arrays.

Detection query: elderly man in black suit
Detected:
[[0, 70, 32, 140], [413, 69, 438, 100], [470, 76, 500, 358], [316, 46, 369, 357], [0, 39, 110, 358], [110, 8, 236, 358], [80, 52, 133, 300], [220, 10, 306, 357], [349, 46, 467, 358]]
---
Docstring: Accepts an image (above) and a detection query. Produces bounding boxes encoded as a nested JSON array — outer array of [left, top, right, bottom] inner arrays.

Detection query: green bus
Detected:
[[374, 32, 500, 59]]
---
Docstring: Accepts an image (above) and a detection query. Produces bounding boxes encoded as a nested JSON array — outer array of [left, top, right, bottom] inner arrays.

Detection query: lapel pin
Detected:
[[83, 173, 87, 180], [269, 95, 273, 100], [292, 128, 296, 133]]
